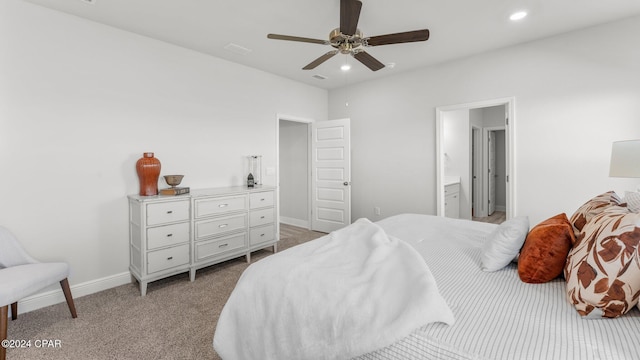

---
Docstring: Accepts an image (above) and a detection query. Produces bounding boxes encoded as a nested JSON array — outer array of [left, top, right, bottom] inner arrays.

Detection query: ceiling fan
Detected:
[[267, 0, 430, 71]]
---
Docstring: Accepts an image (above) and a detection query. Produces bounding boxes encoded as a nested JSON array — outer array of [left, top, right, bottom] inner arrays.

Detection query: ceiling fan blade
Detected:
[[303, 50, 339, 70], [340, 0, 362, 36], [353, 51, 385, 71], [366, 29, 430, 46], [267, 34, 327, 45]]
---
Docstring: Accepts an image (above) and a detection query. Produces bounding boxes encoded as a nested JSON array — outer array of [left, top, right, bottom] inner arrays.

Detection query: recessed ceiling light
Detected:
[[509, 11, 528, 21], [341, 64, 351, 71]]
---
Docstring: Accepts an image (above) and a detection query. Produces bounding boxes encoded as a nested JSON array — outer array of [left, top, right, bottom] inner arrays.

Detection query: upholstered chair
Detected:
[[0, 226, 77, 360]]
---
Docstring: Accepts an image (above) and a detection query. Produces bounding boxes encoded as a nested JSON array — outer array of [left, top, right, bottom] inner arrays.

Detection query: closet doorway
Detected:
[[277, 116, 312, 229]]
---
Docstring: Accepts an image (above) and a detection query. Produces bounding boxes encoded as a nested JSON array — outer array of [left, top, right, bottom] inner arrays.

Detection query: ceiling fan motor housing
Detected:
[[330, 28, 364, 54]]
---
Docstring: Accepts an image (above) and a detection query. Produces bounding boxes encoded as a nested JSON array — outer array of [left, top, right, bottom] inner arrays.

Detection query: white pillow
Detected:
[[625, 191, 640, 213], [481, 216, 529, 272]]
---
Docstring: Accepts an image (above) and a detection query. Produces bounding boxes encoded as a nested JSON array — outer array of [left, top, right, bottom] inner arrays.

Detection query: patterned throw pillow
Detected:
[[569, 191, 622, 244], [565, 206, 640, 318], [625, 191, 640, 213], [518, 213, 575, 283]]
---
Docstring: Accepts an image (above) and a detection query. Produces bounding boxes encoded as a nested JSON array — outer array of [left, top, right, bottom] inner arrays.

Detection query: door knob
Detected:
[[343, 182, 350, 186]]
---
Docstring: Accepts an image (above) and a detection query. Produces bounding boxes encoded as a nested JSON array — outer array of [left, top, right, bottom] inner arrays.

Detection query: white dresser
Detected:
[[128, 185, 278, 296]]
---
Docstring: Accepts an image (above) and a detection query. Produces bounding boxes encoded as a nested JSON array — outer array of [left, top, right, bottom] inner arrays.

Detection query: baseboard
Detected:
[[15, 271, 131, 316], [280, 216, 309, 228]]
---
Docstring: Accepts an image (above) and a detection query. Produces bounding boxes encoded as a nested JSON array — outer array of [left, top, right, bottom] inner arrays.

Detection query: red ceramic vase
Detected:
[[136, 152, 161, 196]]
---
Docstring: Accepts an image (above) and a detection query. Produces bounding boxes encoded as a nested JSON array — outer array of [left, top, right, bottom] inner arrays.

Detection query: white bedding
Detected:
[[214, 214, 640, 360], [365, 214, 640, 360], [213, 218, 454, 360]]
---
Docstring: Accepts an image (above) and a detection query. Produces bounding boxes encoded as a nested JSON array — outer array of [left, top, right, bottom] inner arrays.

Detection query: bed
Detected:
[[214, 197, 640, 359]]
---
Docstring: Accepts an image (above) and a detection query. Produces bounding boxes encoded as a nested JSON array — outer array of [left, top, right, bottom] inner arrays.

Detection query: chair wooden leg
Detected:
[[1, 305, 8, 360], [59, 278, 77, 319], [10, 303, 17, 321]]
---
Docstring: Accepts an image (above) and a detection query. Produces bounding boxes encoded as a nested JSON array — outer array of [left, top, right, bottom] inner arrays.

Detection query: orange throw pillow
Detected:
[[518, 213, 575, 283]]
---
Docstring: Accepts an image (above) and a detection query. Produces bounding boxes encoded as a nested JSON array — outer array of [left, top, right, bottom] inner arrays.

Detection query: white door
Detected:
[[488, 131, 496, 215], [311, 119, 351, 233], [472, 127, 482, 217]]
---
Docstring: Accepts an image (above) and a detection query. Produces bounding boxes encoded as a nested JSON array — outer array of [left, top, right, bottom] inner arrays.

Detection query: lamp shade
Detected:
[[609, 140, 640, 178]]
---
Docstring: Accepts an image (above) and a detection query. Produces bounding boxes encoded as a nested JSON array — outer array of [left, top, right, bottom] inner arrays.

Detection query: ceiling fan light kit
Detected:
[[267, 0, 430, 71]]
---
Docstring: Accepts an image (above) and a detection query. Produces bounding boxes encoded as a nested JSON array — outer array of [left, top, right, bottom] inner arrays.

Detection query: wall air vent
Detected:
[[312, 74, 327, 80], [223, 43, 252, 56]]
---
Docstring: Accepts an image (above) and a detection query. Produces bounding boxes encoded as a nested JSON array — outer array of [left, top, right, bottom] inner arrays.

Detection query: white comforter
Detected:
[[213, 218, 454, 360]]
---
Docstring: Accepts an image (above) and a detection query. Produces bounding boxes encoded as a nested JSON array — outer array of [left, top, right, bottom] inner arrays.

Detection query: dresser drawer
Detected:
[[147, 222, 189, 250], [250, 208, 274, 227], [195, 233, 246, 262], [249, 224, 275, 246], [194, 196, 246, 218], [444, 183, 460, 195], [194, 214, 247, 241], [249, 191, 274, 209], [147, 243, 189, 274], [147, 200, 190, 226]]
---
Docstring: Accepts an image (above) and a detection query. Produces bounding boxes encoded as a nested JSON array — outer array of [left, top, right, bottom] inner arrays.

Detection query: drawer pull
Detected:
[[260, 216, 265, 219], [219, 224, 228, 228], [167, 256, 173, 260], [219, 243, 228, 248], [166, 233, 173, 237], [218, 204, 228, 208], [166, 210, 173, 214], [260, 198, 265, 201], [260, 233, 265, 237]]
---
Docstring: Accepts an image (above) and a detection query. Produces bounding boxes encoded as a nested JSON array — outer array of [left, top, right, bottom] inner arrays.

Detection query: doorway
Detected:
[[276, 115, 352, 233], [436, 98, 515, 222], [485, 128, 506, 216], [278, 118, 311, 228]]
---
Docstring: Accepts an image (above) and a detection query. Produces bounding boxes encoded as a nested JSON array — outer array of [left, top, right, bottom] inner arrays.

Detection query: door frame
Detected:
[[484, 126, 505, 216], [276, 114, 313, 229], [436, 97, 516, 219]]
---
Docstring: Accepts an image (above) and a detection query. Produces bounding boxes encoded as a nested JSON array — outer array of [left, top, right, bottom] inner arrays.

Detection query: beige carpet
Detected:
[[5, 224, 324, 360]]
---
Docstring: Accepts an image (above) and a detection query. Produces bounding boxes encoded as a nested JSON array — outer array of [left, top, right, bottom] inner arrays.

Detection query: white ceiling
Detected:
[[24, 0, 640, 89]]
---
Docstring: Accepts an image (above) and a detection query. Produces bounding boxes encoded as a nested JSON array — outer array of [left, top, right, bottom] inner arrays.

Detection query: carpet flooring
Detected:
[[4, 224, 324, 360]]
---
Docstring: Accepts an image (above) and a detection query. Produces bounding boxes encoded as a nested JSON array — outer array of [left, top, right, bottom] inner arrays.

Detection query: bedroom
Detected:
[[2, 0, 640, 359]]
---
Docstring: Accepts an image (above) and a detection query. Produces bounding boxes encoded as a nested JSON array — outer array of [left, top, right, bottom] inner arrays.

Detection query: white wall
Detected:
[[443, 109, 471, 219], [279, 120, 309, 226], [481, 106, 507, 127], [329, 16, 640, 225], [1, 0, 327, 305]]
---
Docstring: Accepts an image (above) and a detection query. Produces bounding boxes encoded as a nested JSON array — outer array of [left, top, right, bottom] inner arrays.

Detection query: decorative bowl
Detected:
[[164, 175, 184, 187]]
